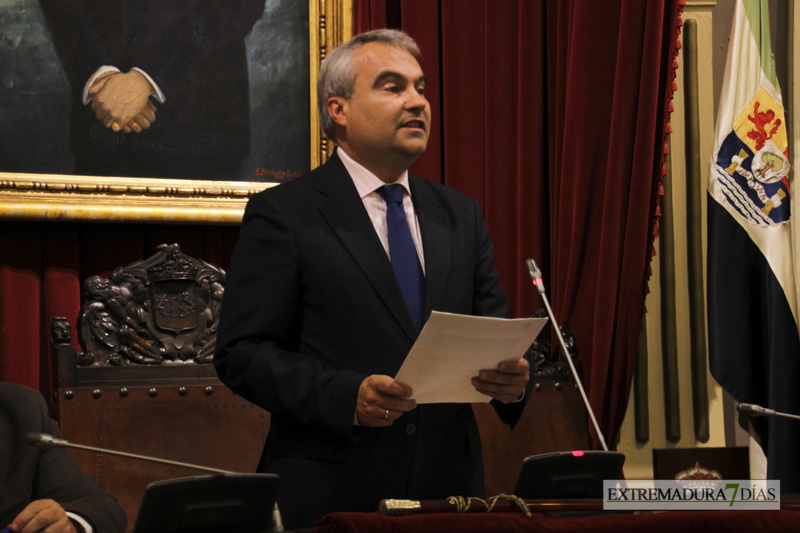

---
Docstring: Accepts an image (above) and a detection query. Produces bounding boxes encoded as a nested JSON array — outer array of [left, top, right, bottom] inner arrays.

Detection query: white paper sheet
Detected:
[[394, 311, 548, 404]]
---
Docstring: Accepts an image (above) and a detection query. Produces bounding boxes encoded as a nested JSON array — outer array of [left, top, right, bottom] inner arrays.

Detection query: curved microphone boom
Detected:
[[25, 432, 234, 474], [524, 259, 609, 452]]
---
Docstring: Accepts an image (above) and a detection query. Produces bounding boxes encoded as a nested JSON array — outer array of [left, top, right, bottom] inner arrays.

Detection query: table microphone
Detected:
[[736, 403, 800, 421], [25, 432, 284, 531], [524, 258, 609, 452]]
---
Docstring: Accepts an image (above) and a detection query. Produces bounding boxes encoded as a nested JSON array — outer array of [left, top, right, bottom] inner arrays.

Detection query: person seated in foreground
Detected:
[[1, 382, 126, 533]]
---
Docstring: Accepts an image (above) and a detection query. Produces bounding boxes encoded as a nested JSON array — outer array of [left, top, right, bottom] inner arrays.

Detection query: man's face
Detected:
[[332, 42, 431, 180]]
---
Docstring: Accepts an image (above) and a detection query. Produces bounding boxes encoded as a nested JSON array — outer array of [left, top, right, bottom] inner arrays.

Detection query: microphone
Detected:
[[25, 432, 68, 449], [525, 259, 543, 293], [524, 259, 609, 452], [26, 433, 284, 531], [737, 403, 800, 421]]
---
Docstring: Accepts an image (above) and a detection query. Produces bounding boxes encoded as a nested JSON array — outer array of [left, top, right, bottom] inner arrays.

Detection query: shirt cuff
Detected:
[[131, 67, 166, 103], [66, 511, 93, 533]]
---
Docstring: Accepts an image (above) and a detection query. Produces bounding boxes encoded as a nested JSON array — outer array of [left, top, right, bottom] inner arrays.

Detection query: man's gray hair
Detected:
[[317, 29, 421, 139]]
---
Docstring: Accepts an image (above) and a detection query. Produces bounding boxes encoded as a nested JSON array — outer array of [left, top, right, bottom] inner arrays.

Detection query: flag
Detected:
[[708, 0, 800, 492]]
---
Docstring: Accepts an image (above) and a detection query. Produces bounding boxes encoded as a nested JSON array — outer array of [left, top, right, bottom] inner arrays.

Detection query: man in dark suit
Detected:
[[215, 29, 531, 528], [39, 0, 265, 180], [1, 382, 126, 533]]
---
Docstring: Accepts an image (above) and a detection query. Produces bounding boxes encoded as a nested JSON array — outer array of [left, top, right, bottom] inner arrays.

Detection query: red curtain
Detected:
[[358, 0, 682, 448]]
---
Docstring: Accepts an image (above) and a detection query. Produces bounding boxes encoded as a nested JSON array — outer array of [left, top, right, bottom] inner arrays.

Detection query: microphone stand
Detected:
[[524, 259, 609, 452], [26, 432, 234, 474], [26, 433, 284, 532]]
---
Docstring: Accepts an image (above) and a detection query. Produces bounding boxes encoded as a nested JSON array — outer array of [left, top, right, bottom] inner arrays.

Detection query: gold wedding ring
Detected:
[[384, 409, 389, 419], [111, 121, 121, 131]]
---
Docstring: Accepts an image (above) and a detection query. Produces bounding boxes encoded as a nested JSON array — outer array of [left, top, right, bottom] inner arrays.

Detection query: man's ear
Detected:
[[327, 96, 348, 128]]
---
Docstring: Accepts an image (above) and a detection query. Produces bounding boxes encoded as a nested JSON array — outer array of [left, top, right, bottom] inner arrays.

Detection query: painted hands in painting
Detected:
[[89, 70, 157, 133]]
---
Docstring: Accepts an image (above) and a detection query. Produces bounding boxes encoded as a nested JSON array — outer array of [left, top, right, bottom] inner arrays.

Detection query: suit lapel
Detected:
[[317, 155, 419, 340], [410, 176, 451, 317]]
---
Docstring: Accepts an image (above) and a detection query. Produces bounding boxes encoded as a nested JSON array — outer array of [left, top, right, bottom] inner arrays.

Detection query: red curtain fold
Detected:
[[438, 0, 550, 318], [357, 0, 682, 448], [547, 0, 680, 446], [0, 226, 46, 391]]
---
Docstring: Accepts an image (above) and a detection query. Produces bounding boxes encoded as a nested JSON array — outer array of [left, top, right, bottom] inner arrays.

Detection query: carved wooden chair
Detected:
[[50, 244, 269, 531]]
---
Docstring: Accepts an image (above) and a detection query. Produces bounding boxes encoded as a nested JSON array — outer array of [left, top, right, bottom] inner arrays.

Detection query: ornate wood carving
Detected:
[[527, 308, 583, 385], [76, 243, 224, 366]]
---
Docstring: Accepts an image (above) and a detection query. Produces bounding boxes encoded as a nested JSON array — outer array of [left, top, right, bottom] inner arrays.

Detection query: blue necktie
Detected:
[[380, 184, 425, 332]]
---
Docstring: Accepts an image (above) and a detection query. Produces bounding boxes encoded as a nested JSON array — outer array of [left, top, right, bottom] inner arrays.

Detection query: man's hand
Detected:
[[471, 357, 530, 404], [89, 70, 155, 132], [8, 499, 77, 533], [120, 100, 157, 133], [356, 375, 416, 427]]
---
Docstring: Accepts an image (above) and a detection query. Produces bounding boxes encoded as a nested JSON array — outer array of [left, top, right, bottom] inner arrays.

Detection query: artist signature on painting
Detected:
[[254, 168, 301, 181]]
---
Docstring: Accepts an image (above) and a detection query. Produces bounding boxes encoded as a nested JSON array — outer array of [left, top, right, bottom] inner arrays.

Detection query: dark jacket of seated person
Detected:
[[0, 382, 127, 533]]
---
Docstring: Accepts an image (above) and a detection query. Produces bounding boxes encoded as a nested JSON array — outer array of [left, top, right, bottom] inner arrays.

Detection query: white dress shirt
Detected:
[[337, 148, 425, 273]]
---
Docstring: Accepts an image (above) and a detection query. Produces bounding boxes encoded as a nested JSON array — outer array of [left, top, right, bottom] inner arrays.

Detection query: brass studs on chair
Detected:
[[92, 389, 102, 399], [119, 387, 129, 398], [148, 387, 158, 398], [64, 390, 74, 400], [179, 387, 188, 396], [204, 386, 214, 396]]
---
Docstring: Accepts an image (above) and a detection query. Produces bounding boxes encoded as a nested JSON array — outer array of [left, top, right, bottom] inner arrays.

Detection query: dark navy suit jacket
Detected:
[[215, 152, 529, 527], [0, 383, 127, 532]]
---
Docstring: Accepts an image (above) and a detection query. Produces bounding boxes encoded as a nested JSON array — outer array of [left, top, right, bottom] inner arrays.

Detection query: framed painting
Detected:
[[0, 0, 353, 223]]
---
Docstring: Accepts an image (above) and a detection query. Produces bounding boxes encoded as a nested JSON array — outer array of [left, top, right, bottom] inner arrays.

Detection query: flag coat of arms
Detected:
[[708, 0, 800, 492]]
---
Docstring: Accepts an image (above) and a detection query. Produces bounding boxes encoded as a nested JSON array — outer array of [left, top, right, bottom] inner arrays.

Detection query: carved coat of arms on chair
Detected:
[[77, 243, 225, 366]]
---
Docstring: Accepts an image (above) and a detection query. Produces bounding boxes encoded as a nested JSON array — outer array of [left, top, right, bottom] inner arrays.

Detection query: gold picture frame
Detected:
[[0, 0, 353, 224]]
